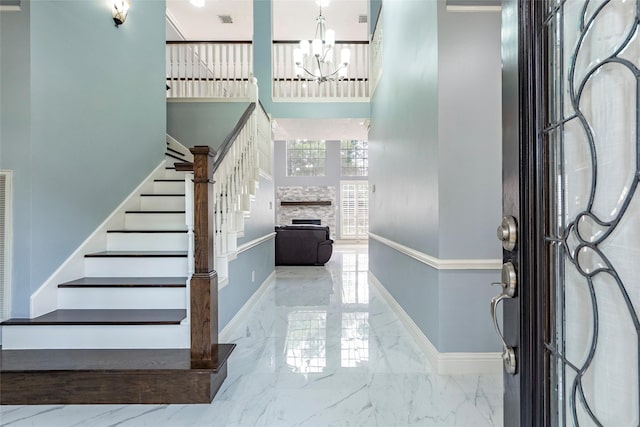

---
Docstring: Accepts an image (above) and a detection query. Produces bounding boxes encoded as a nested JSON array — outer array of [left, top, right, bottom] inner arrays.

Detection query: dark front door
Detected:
[[498, 0, 541, 424], [499, 0, 640, 424]]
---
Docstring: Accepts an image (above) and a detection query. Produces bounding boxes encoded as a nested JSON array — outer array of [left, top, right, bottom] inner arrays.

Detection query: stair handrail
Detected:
[[212, 102, 256, 174]]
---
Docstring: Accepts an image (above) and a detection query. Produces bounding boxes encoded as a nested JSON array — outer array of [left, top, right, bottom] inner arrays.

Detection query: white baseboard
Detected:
[[368, 271, 502, 375], [219, 270, 276, 342], [29, 160, 169, 317]]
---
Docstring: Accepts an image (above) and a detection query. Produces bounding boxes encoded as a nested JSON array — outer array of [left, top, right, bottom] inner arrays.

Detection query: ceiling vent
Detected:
[[218, 15, 233, 24], [358, 15, 368, 24]]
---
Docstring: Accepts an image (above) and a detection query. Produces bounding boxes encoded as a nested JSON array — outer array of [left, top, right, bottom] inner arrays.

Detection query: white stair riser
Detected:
[[1, 324, 189, 349], [154, 181, 185, 194], [106, 233, 188, 251], [216, 256, 229, 279], [166, 155, 187, 165], [59, 287, 187, 309], [227, 232, 238, 252], [140, 195, 185, 211], [85, 257, 188, 277], [163, 168, 186, 180], [231, 212, 245, 232], [125, 213, 186, 230]]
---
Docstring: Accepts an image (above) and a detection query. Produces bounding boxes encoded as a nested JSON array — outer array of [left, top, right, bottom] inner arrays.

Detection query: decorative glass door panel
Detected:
[[543, 1, 640, 424]]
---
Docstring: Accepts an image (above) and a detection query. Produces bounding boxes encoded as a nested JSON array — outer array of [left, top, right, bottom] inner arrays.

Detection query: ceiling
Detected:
[[166, 0, 368, 41], [272, 118, 369, 141], [166, 0, 370, 141]]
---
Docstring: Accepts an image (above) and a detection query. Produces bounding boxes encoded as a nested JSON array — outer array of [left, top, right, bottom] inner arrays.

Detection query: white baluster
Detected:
[[185, 173, 195, 276], [196, 44, 201, 97], [168, 44, 174, 97], [222, 179, 228, 254]]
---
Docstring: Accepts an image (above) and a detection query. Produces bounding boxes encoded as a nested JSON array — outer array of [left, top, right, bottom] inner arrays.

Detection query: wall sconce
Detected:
[[112, 0, 130, 27]]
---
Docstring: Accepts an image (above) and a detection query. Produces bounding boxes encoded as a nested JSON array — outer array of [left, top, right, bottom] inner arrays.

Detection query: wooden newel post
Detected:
[[189, 146, 218, 364]]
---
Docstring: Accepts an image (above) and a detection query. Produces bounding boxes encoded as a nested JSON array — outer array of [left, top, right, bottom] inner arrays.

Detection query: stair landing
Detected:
[[0, 344, 235, 404]]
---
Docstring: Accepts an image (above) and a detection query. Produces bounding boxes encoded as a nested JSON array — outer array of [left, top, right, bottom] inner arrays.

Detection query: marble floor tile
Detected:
[[0, 244, 503, 427]]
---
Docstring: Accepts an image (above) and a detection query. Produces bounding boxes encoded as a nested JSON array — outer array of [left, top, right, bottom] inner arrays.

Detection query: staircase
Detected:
[[1, 140, 192, 350], [0, 85, 271, 403], [0, 140, 238, 404]]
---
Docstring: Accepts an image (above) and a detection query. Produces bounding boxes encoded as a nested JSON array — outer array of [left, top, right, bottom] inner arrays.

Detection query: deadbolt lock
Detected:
[[497, 216, 517, 251], [500, 262, 517, 298]]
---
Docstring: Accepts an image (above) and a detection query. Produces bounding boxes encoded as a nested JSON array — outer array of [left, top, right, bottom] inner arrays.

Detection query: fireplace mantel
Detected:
[[280, 201, 332, 206]]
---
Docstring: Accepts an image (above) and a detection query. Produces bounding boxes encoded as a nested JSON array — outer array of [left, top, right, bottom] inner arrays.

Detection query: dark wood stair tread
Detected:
[[125, 210, 185, 214], [140, 193, 185, 197], [166, 147, 187, 158], [175, 162, 194, 172], [0, 344, 234, 372], [165, 152, 186, 162], [58, 277, 187, 288], [106, 229, 186, 234], [154, 179, 184, 182], [85, 251, 187, 257], [1, 309, 186, 326]]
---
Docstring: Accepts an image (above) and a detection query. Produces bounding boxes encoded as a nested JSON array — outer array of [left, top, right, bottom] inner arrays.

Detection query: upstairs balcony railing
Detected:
[[272, 41, 369, 101], [166, 40, 369, 101], [166, 41, 253, 99]]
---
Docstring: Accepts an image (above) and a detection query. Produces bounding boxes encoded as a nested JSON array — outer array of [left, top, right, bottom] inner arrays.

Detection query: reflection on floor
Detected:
[[0, 244, 503, 426]]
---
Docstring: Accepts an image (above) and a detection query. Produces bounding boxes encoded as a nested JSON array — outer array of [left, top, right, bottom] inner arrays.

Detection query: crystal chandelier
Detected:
[[293, 1, 351, 83]]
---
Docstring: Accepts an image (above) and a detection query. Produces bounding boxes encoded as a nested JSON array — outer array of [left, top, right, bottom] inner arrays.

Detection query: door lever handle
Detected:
[[490, 290, 510, 350], [490, 262, 517, 375]]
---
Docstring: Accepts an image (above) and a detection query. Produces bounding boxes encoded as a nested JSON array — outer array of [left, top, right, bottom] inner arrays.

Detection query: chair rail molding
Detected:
[[368, 232, 501, 270], [236, 232, 276, 255]]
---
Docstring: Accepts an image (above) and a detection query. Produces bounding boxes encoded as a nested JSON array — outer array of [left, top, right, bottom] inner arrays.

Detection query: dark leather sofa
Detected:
[[275, 225, 334, 266]]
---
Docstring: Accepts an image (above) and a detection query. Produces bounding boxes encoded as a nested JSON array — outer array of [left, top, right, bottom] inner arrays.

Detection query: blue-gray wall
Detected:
[[0, 0, 166, 316], [370, 0, 382, 36], [0, 2, 32, 318], [368, 0, 440, 257], [167, 102, 249, 150], [369, 0, 501, 353], [437, 6, 502, 259], [220, 175, 276, 329]]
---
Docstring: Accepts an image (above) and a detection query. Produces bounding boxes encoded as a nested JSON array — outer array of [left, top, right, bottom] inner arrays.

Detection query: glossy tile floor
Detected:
[[0, 244, 503, 427]]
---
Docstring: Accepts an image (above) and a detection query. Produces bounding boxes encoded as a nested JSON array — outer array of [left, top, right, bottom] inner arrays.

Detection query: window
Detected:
[[340, 181, 369, 239], [286, 140, 326, 177], [340, 140, 368, 176]]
